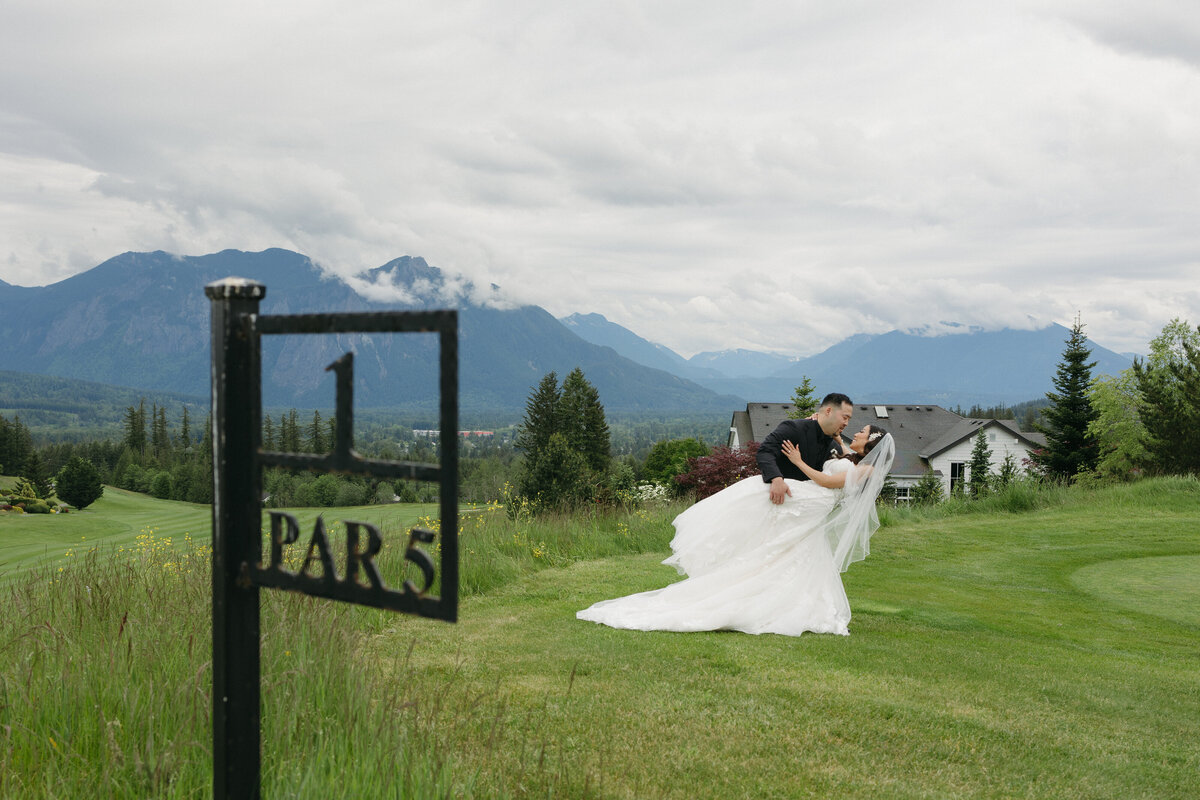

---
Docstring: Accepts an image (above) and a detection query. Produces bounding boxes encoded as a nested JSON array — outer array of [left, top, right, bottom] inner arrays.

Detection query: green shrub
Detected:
[[333, 480, 367, 507], [150, 470, 174, 499], [57, 456, 104, 509]]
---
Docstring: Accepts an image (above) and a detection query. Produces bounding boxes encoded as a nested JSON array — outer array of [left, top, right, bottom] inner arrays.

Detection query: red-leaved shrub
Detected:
[[675, 442, 761, 500]]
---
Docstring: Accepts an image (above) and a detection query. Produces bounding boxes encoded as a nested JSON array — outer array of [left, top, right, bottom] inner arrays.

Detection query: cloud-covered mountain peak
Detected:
[[350, 255, 518, 309]]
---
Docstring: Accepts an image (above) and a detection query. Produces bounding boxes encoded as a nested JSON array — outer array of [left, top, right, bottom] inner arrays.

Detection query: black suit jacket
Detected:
[[756, 419, 841, 483]]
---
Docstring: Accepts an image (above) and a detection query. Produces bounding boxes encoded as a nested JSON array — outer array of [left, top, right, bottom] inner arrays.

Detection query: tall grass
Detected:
[[0, 498, 685, 798], [451, 500, 682, 596], [879, 478, 1073, 526]]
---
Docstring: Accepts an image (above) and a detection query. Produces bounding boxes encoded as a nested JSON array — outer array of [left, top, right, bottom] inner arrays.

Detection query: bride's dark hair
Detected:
[[839, 425, 888, 464]]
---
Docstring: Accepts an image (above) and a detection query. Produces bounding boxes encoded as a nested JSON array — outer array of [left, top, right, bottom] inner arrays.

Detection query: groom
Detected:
[[756, 392, 854, 505]]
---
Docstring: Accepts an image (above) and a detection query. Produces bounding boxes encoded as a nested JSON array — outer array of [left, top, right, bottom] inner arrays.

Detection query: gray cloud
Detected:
[[2, 0, 1198, 359]]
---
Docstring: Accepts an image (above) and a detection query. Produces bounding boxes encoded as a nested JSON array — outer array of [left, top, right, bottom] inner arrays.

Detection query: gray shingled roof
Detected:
[[747, 402, 796, 441], [845, 404, 964, 477], [921, 418, 1045, 458]]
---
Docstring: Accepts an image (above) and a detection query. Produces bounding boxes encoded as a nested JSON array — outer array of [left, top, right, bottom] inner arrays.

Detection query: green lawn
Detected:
[[1, 477, 1198, 798], [366, 478, 1200, 798]]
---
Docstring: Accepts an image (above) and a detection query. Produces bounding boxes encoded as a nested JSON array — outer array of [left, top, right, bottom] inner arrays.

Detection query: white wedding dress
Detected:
[[577, 437, 895, 637]]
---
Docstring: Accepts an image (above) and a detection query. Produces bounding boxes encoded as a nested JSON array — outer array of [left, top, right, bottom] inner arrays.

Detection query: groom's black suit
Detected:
[[756, 419, 841, 483]]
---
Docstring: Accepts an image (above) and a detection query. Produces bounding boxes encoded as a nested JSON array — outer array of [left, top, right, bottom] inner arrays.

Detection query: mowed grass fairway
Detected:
[[1, 478, 1198, 798], [374, 479, 1200, 799], [0, 482, 439, 576]]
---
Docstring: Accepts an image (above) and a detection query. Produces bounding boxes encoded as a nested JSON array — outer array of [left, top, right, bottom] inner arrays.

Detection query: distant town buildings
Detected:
[[412, 430, 495, 438]]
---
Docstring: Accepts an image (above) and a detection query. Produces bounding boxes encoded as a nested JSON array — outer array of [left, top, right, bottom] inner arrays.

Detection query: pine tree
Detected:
[[179, 406, 192, 449], [307, 410, 326, 454], [518, 432, 590, 510], [56, 457, 105, 509], [515, 372, 561, 458], [278, 412, 293, 452], [151, 405, 170, 460], [967, 428, 993, 498], [787, 376, 818, 418], [560, 367, 611, 473], [21, 450, 53, 499], [0, 414, 33, 475], [201, 413, 213, 472], [123, 401, 147, 455], [911, 468, 945, 505], [263, 414, 275, 450], [287, 410, 301, 452], [995, 452, 1021, 488], [1031, 317, 1099, 480]]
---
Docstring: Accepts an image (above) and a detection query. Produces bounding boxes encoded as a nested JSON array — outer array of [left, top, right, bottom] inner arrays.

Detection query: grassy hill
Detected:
[[1, 478, 1197, 797]]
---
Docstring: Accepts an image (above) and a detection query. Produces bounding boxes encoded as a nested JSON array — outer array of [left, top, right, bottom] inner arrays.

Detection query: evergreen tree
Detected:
[[911, 468, 945, 505], [21, 450, 53, 499], [1031, 318, 1099, 480], [179, 406, 192, 450], [967, 428, 993, 498], [560, 367, 610, 473], [201, 413, 214, 472], [56, 457, 104, 509], [515, 372, 561, 458], [150, 470, 173, 499], [518, 432, 591, 511], [0, 414, 33, 475], [308, 410, 326, 454], [151, 405, 170, 460], [278, 412, 293, 452], [123, 401, 147, 455], [787, 376, 818, 418], [995, 453, 1021, 488], [878, 475, 897, 506], [286, 410, 301, 452], [263, 414, 275, 450]]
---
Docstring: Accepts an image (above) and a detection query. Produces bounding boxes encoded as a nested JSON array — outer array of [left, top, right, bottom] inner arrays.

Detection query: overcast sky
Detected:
[[3, 1, 1199, 358]]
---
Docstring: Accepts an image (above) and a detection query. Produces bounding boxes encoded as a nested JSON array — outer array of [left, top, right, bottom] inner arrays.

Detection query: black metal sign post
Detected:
[[207, 278, 458, 800]]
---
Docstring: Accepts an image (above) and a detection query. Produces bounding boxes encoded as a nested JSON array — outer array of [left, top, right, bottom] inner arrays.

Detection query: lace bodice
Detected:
[[822, 458, 854, 477]]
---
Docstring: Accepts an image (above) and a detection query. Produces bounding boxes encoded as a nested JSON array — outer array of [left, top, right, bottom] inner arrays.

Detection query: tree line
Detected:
[[13, 317, 1191, 513]]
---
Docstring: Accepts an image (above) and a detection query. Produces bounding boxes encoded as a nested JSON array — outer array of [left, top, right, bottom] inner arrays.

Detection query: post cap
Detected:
[[205, 277, 267, 300]]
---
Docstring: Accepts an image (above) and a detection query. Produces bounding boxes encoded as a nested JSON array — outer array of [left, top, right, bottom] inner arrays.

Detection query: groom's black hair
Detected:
[[820, 392, 853, 409]]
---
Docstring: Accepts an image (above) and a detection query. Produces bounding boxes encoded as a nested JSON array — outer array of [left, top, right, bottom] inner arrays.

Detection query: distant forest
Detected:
[[2, 369, 1049, 509], [0, 370, 733, 507]]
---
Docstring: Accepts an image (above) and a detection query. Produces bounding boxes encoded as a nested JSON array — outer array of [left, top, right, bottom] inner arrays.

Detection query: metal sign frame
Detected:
[[207, 278, 458, 800]]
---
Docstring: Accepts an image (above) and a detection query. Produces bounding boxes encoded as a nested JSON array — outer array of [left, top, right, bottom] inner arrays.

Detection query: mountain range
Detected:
[[0, 249, 740, 413], [562, 313, 1133, 407], [1, 248, 1134, 413]]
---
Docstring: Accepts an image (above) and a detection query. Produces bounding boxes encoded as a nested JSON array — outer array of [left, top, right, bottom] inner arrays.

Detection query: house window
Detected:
[[950, 462, 965, 495], [988, 432, 996, 442]]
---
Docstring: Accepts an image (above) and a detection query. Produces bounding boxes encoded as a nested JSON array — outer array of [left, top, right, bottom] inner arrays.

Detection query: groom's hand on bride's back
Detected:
[[769, 477, 791, 504]]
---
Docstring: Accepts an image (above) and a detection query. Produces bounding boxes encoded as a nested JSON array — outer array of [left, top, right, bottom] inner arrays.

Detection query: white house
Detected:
[[729, 402, 1045, 500]]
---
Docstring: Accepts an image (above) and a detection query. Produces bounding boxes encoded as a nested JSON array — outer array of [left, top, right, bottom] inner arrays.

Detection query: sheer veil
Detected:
[[824, 433, 895, 572]]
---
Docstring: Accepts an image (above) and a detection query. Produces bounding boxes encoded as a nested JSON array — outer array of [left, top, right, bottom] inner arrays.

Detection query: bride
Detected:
[[577, 425, 894, 637]]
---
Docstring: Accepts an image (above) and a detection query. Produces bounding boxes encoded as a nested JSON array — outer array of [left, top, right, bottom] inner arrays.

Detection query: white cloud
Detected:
[[1, 1, 1198, 357]]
